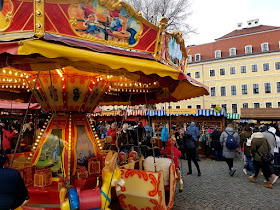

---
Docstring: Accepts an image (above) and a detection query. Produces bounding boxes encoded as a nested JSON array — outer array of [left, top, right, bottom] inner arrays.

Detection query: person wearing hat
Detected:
[[82, 6, 100, 36], [0, 154, 29, 209]]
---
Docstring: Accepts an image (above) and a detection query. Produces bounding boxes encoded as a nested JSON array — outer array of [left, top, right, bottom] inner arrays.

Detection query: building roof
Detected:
[[187, 25, 280, 63]]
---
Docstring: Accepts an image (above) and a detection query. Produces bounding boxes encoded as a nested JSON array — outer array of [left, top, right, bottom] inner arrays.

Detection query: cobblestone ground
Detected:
[[173, 155, 280, 210]]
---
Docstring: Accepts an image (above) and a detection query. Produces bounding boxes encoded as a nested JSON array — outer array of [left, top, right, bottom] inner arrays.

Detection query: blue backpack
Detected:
[[225, 131, 238, 150]]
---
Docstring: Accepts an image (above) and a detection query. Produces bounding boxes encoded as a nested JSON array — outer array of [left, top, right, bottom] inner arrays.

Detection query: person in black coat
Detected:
[[0, 154, 29, 209], [183, 132, 201, 176], [211, 127, 223, 161]]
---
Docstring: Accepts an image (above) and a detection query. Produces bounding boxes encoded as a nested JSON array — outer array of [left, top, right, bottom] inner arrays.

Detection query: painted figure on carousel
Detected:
[[51, 144, 59, 163], [109, 10, 123, 32], [82, 6, 101, 38], [77, 146, 86, 164]]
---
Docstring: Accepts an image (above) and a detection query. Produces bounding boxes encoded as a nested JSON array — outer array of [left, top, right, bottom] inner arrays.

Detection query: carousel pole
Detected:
[[10, 72, 40, 168]]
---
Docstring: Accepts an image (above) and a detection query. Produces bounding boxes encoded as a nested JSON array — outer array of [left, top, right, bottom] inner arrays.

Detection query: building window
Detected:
[[195, 54, 201, 62], [211, 104, 216, 109], [232, 104, 238, 114], [187, 105, 192, 108], [263, 63, 270, 71], [241, 66, 247, 73], [264, 82, 271, 93], [254, 103, 260, 108], [241, 84, 248, 95], [230, 67, 236, 74], [278, 102, 280, 108], [231, 85, 237, 95], [253, 84, 259, 94], [245, 45, 252, 54], [243, 103, 249, 108], [195, 72, 200, 78], [229, 48, 236, 56], [187, 73, 191, 77], [168, 105, 172, 109], [210, 87, 216, 96], [265, 102, 272, 108], [196, 105, 201, 109], [220, 86, 226, 96], [187, 55, 192, 63], [215, 50, 221, 58], [277, 82, 280, 93], [220, 68, 225, 75], [221, 104, 227, 110], [210, 69, 215, 77], [251, 64, 258, 72], [275, 62, 280, 70], [261, 43, 269, 52], [175, 105, 181, 109]]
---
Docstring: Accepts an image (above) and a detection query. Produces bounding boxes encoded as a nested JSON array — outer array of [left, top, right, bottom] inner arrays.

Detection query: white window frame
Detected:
[[210, 87, 216, 97], [220, 68, 226, 76], [221, 104, 227, 109], [215, 50, 221, 58], [220, 86, 226, 96], [240, 65, 247, 73], [278, 102, 280, 108], [245, 45, 252, 54], [265, 102, 272, 108], [241, 84, 248, 95], [253, 102, 260, 108], [175, 105, 181, 109], [211, 104, 217, 109], [195, 53, 201, 62], [187, 105, 192, 108], [231, 85, 237, 96], [264, 82, 271, 94], [230, 67, 236, 75], [243, 103, 249, 108], [195, 71, 200, 78], [252, 83, 259, 94], [187, 55, 192, 63], [275, 62, 280, 70], [231, 103, 238, 114], [263, 63, 270, 71], [229, 48, 236, 56], [276, 81, 280, 93], [196, 104, 201, 109], [209, 69, 215, 77], [251, 64, 258, 72], [261, 43, 269, 52]]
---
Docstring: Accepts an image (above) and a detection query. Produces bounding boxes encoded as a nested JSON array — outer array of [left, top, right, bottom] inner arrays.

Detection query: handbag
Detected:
[[246, 137, 252, 147], [261, 152, 274, 164]]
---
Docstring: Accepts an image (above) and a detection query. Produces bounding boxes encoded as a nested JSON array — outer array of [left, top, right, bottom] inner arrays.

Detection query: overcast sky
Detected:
[[187, 0, 280, 45]]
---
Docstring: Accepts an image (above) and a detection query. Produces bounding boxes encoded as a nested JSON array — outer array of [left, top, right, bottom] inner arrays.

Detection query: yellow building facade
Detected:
[[157, 22, 280, 117]]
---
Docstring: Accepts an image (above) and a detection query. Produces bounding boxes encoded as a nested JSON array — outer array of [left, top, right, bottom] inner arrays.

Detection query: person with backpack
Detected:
[[183, 131, 201, 176], [249, 132, 273, 188], [220, 124, 240, 176], [240, 125, 254, 176]]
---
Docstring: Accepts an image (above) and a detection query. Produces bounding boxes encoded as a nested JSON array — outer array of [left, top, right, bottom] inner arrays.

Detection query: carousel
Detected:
[[0, 0, 209, 209]]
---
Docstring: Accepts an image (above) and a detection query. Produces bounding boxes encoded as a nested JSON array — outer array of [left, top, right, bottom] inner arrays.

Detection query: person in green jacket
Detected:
[[249, 132, 273, 188]]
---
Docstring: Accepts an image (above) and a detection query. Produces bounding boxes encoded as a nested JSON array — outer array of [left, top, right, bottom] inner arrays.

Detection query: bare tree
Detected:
[[124, 0, 195, 38]]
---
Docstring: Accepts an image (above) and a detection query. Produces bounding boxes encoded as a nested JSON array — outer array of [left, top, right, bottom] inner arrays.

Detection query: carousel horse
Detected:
[[60, 151, 125, 210]]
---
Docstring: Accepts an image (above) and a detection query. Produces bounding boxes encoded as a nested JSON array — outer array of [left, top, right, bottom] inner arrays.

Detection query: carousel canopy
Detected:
[[0, 0, 208, 113]]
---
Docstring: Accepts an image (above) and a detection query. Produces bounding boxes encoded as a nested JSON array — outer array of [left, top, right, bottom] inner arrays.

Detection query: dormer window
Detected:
[[187, 55, 192, 63], [245, 45, 252, 54], [215, 50, 221, 58], [261, 43, 269, 52], [229, 48, 236, 56], [195, 53, 201, 62]]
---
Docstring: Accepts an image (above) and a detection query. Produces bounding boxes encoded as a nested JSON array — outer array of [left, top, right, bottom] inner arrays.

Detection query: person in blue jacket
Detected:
[[161, 124, 169, 148], [0, 154, 29, 209], [187, 122, 201, 160]]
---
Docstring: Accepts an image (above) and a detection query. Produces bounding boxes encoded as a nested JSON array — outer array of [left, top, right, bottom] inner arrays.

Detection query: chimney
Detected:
[[237, 22, 243, 30], [247, 19, 259, 28]]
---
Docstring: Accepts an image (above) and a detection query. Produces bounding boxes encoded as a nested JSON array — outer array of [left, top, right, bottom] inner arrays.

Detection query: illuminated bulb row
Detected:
[[68, 113, 72, 178], [30, 115, 51, 157], [88, 118, 102, 150], [1, 85, 29, 89], [1, 69, 29, 78], [109, 88, 149, 93]]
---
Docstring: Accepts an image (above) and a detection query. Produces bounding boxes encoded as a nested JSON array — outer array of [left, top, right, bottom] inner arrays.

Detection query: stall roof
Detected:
[[241, 108, 280, 120], [0, 100, 41, 110]]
